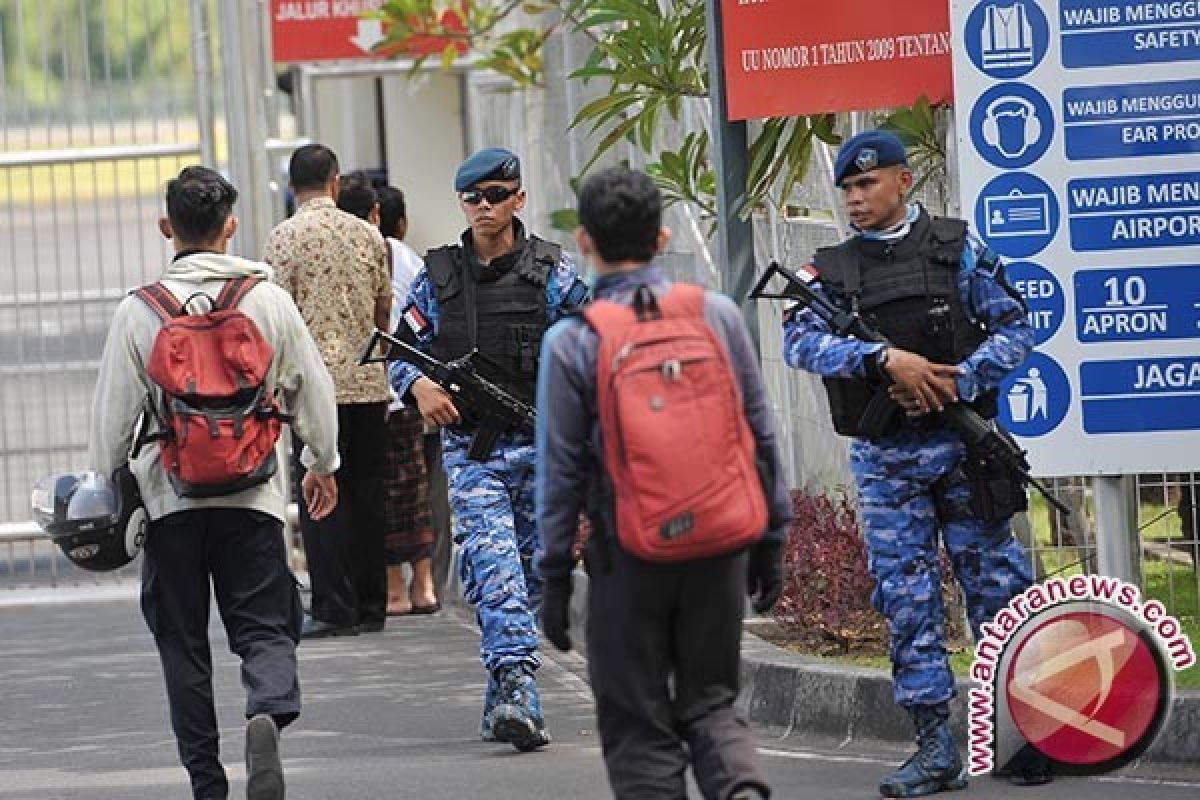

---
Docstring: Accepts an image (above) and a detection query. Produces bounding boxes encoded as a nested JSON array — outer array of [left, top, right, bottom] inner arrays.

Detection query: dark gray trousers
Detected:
[[141, 508, 303, 800], [297, 402, 389, 627], [585, 545, 770, 800]]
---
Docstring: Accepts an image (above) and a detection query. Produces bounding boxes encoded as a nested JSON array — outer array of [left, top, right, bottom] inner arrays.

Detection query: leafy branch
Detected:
[[375, 1, 947, 233]]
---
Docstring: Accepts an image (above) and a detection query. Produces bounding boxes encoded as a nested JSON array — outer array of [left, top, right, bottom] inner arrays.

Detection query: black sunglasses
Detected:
[[460, 185, 520, 206]]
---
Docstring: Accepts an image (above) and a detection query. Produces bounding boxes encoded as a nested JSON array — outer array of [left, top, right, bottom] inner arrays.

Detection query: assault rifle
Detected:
[[750, 261, 1071, 517], [358, 329, 536, 461]]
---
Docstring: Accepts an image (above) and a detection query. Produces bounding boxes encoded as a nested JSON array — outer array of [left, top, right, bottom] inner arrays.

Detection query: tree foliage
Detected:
[[376, 0, 944, 228], [1, 0, 193, 115]]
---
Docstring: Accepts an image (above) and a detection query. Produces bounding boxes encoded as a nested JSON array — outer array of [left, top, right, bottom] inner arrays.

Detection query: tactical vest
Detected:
[[426, 236, 560, 406], [813, 211, 996, 439]]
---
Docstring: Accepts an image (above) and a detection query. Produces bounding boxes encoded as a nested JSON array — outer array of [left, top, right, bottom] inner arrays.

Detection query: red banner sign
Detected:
[[270, 0, 466, 63], [719, 0, 953, 120]]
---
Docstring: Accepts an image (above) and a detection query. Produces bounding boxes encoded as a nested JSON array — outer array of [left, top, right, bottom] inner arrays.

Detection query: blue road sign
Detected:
[[1067, 170, 1200, 251], [1080, 355, 1200, 433], [997, 352, 1071, 437], [1060, 0, 1200, 69], [1063, 79, 1200, 160], [1074, 264, 1200, 342], [965, 0, 1050, 79], [971, 82, 1055, 168], [1008, 260, 1065, 345], [976, 172, 1060, 257]]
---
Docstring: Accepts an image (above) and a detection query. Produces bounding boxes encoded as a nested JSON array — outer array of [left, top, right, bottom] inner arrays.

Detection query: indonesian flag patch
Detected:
[[795, 263, 819, 285], [402, 304, 431, 337]]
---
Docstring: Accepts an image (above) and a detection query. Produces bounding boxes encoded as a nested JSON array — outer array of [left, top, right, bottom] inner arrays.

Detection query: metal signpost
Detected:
[[950, 0, 1200, 579], [704, 0, 756, 341]]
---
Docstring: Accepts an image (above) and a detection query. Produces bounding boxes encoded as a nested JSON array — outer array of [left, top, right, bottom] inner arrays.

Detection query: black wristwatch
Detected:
[[871, 346, 892, 383]]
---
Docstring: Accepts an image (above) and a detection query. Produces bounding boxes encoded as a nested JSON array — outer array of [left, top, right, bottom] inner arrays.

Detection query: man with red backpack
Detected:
[[536, 167, 793, 800], [89, 166, 340, 800]]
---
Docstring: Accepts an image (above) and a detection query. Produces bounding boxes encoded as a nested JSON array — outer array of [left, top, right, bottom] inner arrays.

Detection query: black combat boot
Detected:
[[491, 664, 550, 753], [879, 703, 967, 798], [996, 743, 1053, 786]]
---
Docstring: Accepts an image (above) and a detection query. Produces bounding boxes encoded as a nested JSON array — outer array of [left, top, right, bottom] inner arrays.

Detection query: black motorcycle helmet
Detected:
[[31, 466, 147, 571]]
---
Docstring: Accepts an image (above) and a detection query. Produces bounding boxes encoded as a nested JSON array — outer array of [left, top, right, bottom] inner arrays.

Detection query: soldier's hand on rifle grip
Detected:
[[412, 377, 461, 427], [882, 348, 962, 414], [888, 385, 928, 417]]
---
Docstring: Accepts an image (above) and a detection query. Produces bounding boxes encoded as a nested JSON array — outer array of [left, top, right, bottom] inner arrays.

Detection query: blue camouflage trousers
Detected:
[[443, 428, 543, 675], [852, 429, 1034, 708]]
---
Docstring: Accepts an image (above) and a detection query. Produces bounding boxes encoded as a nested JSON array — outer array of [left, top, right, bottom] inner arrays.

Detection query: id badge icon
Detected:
[[985, 189, 1051, 237]]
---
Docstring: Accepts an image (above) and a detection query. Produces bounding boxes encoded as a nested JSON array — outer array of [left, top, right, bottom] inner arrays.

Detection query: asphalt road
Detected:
[[0, 590, 1198, 799]]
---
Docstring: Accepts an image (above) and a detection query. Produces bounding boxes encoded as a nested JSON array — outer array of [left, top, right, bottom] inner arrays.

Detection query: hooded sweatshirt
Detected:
[[88, 251, 340, 523]]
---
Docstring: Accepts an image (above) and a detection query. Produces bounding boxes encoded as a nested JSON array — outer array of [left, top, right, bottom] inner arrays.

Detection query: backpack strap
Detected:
[[582, 282, 707, 335], [215, 276, 260, 311], [581, 297, 637, 338], [656, 283, 705, 318], [133, 282, 185, 322]]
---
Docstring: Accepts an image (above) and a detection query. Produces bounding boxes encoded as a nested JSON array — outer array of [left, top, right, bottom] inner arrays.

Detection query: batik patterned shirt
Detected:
[[264, 196, 391, 404]]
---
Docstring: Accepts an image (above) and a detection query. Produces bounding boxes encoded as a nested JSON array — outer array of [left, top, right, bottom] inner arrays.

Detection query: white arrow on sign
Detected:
[[350, 18, 385, 54]]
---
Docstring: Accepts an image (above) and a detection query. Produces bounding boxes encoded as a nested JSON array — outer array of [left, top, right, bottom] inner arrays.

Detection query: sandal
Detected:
[[410, 602, 441, 615]]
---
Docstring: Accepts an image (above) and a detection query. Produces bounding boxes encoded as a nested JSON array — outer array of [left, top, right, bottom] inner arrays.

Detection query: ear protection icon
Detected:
[[982, 95, 1042, 153]]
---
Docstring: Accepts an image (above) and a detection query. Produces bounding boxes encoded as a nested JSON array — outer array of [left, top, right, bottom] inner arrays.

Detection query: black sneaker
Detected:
[[245, 714, 284, 800]]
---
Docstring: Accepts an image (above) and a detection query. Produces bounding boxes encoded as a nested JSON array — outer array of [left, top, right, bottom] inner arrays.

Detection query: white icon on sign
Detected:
[[983, 96, 1043, 159], [985, 189, 1050, 237], [1008, 367, 1048, 423], [982, 1, 1035, 70]]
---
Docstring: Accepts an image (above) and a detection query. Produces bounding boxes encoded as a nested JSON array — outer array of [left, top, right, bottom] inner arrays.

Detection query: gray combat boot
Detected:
[[879, 703, 967, 798], [491, 665, 550, 752]]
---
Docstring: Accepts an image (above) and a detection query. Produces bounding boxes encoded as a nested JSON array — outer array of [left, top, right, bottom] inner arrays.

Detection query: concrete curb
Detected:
[[737, 624, 1200, 766]]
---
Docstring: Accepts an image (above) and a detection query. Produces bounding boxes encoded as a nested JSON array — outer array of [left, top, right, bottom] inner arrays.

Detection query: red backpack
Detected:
[[134, 278, 288, 498], [583, 283, 768, 562]]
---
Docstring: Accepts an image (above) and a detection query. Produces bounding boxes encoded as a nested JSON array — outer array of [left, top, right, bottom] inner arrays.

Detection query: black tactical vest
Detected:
[[426, 235, 560, 405], [813, 210, 996, 438]]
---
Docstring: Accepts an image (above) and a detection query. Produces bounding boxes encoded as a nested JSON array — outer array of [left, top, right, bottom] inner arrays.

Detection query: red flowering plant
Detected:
[[773, 489, 964, 656]]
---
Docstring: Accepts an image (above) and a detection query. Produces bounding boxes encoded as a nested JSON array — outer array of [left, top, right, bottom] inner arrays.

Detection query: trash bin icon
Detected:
[[1008, 382, 1032, 423]]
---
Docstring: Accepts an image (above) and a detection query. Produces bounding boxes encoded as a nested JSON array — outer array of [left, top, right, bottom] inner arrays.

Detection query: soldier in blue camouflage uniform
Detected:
[[783, 131, 1047, 796], [389, 148, 588, 752]]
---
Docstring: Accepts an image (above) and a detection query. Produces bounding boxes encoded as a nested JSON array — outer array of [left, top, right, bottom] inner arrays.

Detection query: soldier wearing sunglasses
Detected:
[[389, 147, 589, 752]]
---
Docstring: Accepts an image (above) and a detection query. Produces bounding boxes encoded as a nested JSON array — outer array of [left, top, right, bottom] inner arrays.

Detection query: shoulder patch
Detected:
[[975, 246, 1003, 277], [563, 277, 590, 310], [401, 303, 432, 338]]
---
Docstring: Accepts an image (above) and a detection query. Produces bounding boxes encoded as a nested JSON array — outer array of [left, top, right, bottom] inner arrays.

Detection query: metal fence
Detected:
[[0, 0, 214, 584], [1014, 473, 1200, 621]]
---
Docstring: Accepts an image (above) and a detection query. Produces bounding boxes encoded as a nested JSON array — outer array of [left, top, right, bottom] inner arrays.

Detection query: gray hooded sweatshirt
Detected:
[[88, 252, 340, 523]]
